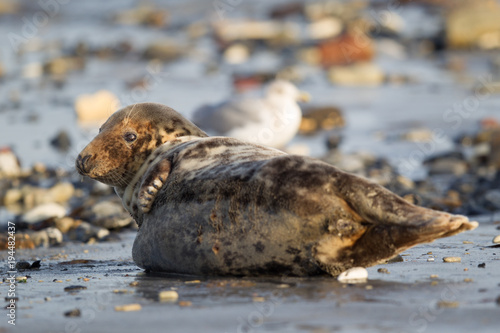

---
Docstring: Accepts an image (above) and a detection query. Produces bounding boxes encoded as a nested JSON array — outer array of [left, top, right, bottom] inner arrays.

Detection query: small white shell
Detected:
[[337, 267, 368, 283]]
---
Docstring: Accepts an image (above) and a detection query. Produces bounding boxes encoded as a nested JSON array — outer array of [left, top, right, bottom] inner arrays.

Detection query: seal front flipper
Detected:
[[138, 159, 171, 213]]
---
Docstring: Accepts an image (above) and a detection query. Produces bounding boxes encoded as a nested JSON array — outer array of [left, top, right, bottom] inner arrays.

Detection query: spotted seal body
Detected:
[[77, 103, 478, 276]]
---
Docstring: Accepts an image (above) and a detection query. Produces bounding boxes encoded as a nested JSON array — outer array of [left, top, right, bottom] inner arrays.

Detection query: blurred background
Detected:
[[1, 0, 500, 247]]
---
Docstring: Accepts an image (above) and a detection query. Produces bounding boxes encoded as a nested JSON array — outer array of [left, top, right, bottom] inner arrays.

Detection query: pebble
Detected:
[[446, 3, 500, 49], [299, 106, 344, 135], [143, 40, 186, 62], [478, 263, 486, 268], [158, 290, 179, 302], [328, 63, 384, 86], [493, 235, 500, 244], [75, 90, 120, 123], [223, 43, 250, 64], [437, 301, 459, 308], [115, 304, 142, 312], [178, 301, 192, 307], [430, 275, 438, 279], [64, 309, 81, 317], [84, 201, 132, 230], [54, 217, 77, 234], [484, 190, 500, 210], [427, 258, 435, 262], [337, 267, 368, 283], [64, 285, 87, 292], [443, 257, 461, 263], [67, 221, 110, 243], [113, 5, 168, 27], [307, 17, 342, 40], [16, 261, 31, 270], [213, 20, 299, 44], [50, 130, 72, 152], [377, 268, 389, 274], [15, 276, 27, 282], [22, 203, 66, 224], [318, 33, 374, 67]]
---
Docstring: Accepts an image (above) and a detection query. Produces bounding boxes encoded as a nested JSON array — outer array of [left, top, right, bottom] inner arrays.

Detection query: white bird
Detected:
[[0, 147, 21, 178], [192, 80, 309, 149]]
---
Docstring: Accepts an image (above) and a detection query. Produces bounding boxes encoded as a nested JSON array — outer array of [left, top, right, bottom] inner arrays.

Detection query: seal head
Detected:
[[76, 103, 207, 189]]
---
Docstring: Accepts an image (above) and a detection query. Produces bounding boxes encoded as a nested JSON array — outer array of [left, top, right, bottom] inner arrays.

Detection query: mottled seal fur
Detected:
[[76, 102, 478, 276]]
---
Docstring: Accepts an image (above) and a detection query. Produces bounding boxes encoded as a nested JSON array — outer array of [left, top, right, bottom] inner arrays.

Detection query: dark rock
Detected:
[[50, 130, 71, 152], [64, 285, 87, 292], [270, 2, 304, 19], [478, 263, 486, 268], [318, 33, 374, 67], [64, 309, 81, 317], [299, 106, 344, 136], [15, 261, 31, 270]]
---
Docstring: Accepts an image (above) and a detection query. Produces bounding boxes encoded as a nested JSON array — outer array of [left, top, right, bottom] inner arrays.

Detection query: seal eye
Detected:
[[124, 132, 137, 143]]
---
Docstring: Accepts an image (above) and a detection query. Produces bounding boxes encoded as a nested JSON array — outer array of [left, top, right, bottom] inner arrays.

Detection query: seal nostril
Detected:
[[76, 154, 92, 174]]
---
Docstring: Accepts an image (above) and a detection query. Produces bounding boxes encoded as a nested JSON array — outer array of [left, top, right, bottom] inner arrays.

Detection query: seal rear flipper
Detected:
[[138, 159, 171, 213], [314, 213, 478, 276]]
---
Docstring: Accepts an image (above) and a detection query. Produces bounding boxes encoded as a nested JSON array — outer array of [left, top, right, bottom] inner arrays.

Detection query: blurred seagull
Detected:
[[0, 147, 21, 178], [192, 80, 309, 149]]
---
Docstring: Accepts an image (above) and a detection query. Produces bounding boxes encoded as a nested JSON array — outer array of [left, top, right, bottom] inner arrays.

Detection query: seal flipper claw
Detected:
[[138, 159, 171, 213]]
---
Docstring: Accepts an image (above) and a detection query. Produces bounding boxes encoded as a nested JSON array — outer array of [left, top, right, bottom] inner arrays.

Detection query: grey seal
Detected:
[[76, 102, 478, 276]]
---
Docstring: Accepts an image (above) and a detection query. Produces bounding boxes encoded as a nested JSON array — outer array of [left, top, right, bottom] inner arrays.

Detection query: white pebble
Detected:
[[443, 257, 461, 263], [23, 203, 66, 224], [337, 267, 368, 283], [158, 290, 178, 302], [493, 235, 500, 244]]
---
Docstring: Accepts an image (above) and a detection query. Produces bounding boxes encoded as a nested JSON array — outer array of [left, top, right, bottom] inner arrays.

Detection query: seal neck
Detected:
[[117, 135, 204, 226]]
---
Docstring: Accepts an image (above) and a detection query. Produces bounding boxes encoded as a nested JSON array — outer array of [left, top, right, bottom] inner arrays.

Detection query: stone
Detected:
[[402, 128, 434, 142], [158, 290, 179, 302], [54, 217, 77, 234], [16, 261, 31, 270], [223, 43, 250, 64], [114, 304, 142, 312], [270, 3, 304, 19], [143, 40, 186, 62], [67, 221, 110, 243], [22, 203, 66, 224], [318, 33, 375, 67], [328, 62, 384, 86], [299, 106, 344, 135], [44, 57, 84, 76], [443, 257, 461, 263], [446, 3, 500, 49], [213, 20, 299, 45], [75, 90, 120, 123], [45, 227, 63, 246], [113, 5, 168, 27], [493, 235, 500, 244], [425, 158, 468, 176], [3, 188, 22, 206], [64, 309, 81, 317], [337, 267, 368, 283], [307, 17, 343, 40], [85, 201, 132, 230], [50, 131, 72, 152], [484, 190, 500, 210], [48, 182, 75, 203]]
